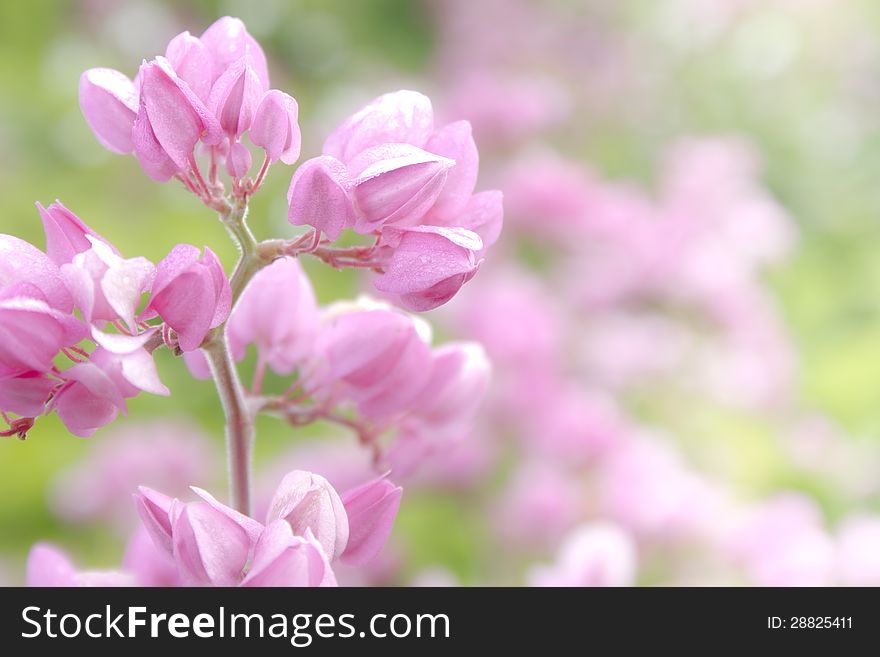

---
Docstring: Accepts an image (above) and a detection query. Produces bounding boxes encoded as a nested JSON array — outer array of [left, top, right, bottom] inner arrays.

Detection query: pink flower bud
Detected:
[[169, 498, 254, 586], [311, 308, 433, 418], [324, 90, 434, 164], [226, 141, 252, 178], [0, 234, 74, 312], [373, 226, 482, 311], [144, 244, 231, 352], [228, 257, 319, 376], [37, 201, 112, 267], [0, 371, 55, 417], [134, 58, 222, 180], [251, 89, 301, 164], [49, 361, 128, 437], [241, 522, 336, 587], [164, 31, 213, 102], [287, 155, 353, 241], [528, 523, 638, 587], [340, 476, 402, 566], [134, 486, 175, 555], [78, 68, 138, 154], [200, 16, 269, 89], [349, 144, 454, 233], [208, 55, 265, 139], [0, 283, 85, 374], [424, 120, 479, 219], [266, 470, 349, 561]]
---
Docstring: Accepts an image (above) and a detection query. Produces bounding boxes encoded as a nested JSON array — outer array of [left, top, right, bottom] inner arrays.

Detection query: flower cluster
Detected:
[[80, 17, 502, 312], [29, 469, 401, 587], [0, 202, 228, 438], [11, 14, 500, 587], [288, 90, 503, 310], [184, 257, 491, 469]]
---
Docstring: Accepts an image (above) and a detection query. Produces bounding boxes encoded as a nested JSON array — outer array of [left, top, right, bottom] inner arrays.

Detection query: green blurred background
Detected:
[[2, 0, 880, 582]]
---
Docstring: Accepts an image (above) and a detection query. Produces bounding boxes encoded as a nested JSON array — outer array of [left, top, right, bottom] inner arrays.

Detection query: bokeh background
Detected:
[[3, 0, 880, 585]]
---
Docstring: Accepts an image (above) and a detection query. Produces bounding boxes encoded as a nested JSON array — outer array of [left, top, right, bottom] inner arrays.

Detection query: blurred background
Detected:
[[2, 0, 880, 585]]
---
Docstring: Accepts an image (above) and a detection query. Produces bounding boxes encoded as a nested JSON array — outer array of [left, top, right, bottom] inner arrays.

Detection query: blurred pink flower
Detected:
[[50, 420, 217, 528], [528, 523, 638, 587]]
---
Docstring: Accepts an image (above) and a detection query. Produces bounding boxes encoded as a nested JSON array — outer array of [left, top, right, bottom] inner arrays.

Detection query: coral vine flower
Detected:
[[144, 244, 231, 352], [288, 89, 502, 311], [126, 470, 401, 587]]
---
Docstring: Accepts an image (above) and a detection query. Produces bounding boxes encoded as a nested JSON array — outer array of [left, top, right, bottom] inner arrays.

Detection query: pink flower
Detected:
[[348, 144, 454, 233], [78, 68, 139, 154], [228, 257, 319, 376], [37, 200, 111, 267], [50, 420, 215, 528], [144, 244, 231, 352], [133, 468, 373, 587], [200, 16, 269, 89], [374, 226, 482, 312], [266, 470, 349, 561], [250, 89, 301, 165], [49, 361, 127, 437], [208, 55, 265, 140], [60, 236, 156, 332], [309, 307, 433, 418], [496, 463, 583, 547], [340, 476, 402, 566], [164, 31, 213, 102], [27, 543, 133, 587], [133, 58, 223, 182], [168, 491, 261, 586], [287, 155, 353, 240], [136, 485, 262, 586], [408, 342, 490, 430], [528, 523, 638, 587]]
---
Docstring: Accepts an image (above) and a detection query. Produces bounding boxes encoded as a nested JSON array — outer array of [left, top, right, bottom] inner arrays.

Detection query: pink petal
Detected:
[[373, 227, 479, 296], [165, 31, 213, 102], [0, 234, 73, 312], [287, 155, 352, 240], [241, 521, 336, 587], [200, 16, 270, 89], [323, 90, 434, 163], [425, 120, 479, 218], [349, 144, 454, 232], [341, 477, 402, 566], [0, 371, 54, 417], [134, 486, 175, 556], [37, 200, 114, 267], [78, 68, 138, 154], [265, 471, 349, 561], [251, 89, 301, 164], [172, 500, 254, 586]]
